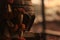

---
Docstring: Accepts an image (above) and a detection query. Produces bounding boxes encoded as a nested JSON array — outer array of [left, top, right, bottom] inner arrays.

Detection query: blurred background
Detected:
[[25, 0, 60, 40], [30, 0, 60, 33]]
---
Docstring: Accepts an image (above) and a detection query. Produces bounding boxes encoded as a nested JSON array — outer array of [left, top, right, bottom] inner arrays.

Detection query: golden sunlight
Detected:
[[31, 0, 40, 4]]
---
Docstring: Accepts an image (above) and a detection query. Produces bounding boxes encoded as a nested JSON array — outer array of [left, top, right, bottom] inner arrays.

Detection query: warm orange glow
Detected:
[[31, 0, 40, 4], [31, 0, 60, 7]]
